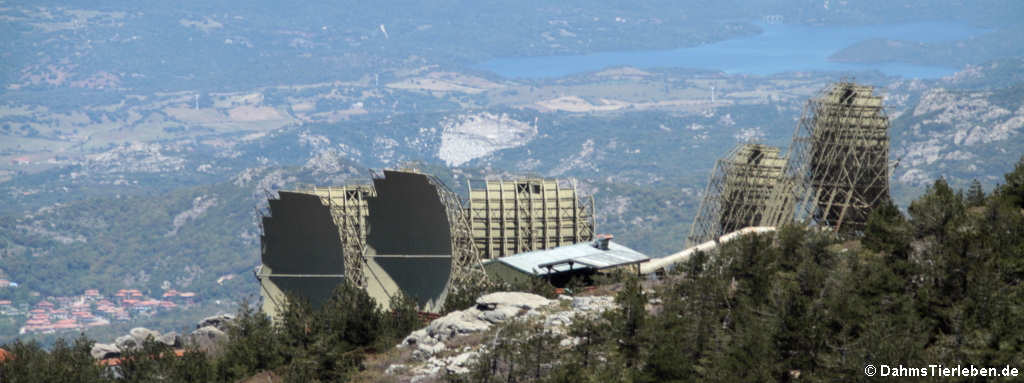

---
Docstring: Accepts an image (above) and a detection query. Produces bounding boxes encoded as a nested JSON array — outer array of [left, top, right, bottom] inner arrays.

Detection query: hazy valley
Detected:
[[1, 0, 1022, 349]]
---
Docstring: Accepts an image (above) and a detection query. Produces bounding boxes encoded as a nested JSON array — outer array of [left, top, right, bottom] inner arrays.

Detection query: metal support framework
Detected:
[[467, 178, 596, 259], [763, 81, 892, 232], [425, 175, 488, 287], [310, 185, 374, 288], [688, 144, 787, 246]]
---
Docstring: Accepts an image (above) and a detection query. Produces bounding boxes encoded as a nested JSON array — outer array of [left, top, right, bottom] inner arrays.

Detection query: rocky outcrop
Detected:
[[130, 327, 161, 344], [197, 313, 235, 330], [188, 326, 228, 352], [90, 342, 121, 360], [894, 87, 1024, 187], [476, 291, 551, 310], [187, 313, 234, 353], [90, 314, 235, 359], [157, 332, 182, 348], [437, 112, 537, 167], [392, 293, 617, 382]]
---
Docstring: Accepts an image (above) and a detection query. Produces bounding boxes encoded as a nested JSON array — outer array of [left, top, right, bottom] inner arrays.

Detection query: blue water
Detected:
[[476, 22, 987, 79]]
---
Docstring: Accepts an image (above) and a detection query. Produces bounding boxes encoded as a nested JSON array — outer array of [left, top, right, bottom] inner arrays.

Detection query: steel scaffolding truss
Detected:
[[688, 143, 787, 246], [467, 178, 595, 259], [690, 81, 893, 240], [763, 81, 892, 232], [425, 174, 488, 288], [309, 185, 374, 289]]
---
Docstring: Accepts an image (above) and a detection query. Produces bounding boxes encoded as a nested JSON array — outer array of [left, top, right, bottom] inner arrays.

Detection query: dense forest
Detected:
[[1, 157, 1022, 382]]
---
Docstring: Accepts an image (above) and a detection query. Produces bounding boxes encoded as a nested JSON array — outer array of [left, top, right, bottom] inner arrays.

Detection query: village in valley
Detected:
[[0, 280, 198, 335]]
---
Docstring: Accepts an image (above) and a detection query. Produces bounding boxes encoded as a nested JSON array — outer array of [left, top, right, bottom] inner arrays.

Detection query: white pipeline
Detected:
[[640, 226, 776, 274]]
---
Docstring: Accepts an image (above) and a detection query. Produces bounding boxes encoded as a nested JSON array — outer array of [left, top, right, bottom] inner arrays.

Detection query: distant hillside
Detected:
[[890, 69, 1024, 202]]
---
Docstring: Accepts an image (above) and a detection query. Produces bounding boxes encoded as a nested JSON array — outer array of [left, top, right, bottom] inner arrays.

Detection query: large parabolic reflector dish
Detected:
[[257, 170, 484, 317]]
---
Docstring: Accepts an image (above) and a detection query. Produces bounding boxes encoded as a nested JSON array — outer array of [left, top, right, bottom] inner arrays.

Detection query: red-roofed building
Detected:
[[178, 292, 196, 304], [84, 289, 100, 297], [0, 300, 11, 306], [37, 301, 54, 308], [53, 319, 79, 329], [72, 311, 93, 318], [0, 348, 10, 363], [50, 309, 69, 319], [162, 290, 179, 298]]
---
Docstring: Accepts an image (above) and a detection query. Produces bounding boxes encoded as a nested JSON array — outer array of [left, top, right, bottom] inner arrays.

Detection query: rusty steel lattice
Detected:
[[764, 81, 892, 232], [687, 143, 787, 246], [467, 179, 596, 259], [425, 174, 488, 287], [313, 185, 375, 289]]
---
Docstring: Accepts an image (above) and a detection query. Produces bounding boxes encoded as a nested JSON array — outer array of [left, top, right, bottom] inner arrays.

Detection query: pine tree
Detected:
[[908, 178, 965, 243], [863, 199, 912, 263], [216, 299, 286, 382], [117, 337, 177, 382], [611, 275, 646, 371], [1000, 156, 1024, 208], [966, 179, 986, 207], [0, 336, 107, 383], [170, 345, 215, 383], [381, 292, 422, 348]]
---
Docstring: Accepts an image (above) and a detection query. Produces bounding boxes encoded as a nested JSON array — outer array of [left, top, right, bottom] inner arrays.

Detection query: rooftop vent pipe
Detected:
[[594, 234, 613, 250]]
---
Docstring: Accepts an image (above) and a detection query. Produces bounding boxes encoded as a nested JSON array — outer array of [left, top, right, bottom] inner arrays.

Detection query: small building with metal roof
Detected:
[[483, 235, 650, 286]]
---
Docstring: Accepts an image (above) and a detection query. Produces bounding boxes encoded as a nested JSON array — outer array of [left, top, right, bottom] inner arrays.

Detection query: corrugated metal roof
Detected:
[[497, 241, 649, 276]]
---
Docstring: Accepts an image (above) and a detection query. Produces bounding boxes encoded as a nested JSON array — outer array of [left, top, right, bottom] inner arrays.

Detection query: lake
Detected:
[[476, 22, 986, 79]]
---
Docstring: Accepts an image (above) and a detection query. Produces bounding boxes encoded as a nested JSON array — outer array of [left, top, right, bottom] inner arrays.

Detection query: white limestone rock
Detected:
[[129, 327, 161, 344], [476, 292, 551, 311], [90, 343, 121, 360]]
